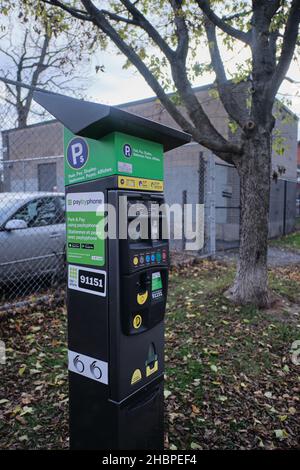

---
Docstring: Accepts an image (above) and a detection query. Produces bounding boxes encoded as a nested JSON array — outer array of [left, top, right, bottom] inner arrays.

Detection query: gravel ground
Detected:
[[171, 246, 300, 268], [215, 246, 300, 267]]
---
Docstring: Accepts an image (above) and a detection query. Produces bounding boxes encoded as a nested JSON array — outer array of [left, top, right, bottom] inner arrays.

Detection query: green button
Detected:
[[156, 252, 161, 262]]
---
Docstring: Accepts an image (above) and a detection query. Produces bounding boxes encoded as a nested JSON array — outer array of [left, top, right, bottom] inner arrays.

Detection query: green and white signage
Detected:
[[66, 192, 105, 267], [64, 128, 164, 187]]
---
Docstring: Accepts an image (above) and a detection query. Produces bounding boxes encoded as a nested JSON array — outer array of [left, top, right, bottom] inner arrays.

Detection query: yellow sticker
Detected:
[[131, 368, 142, 385], [133, 314, 142, 329], [146, 360, 158, 377], [118, 176, 163, 192], [137, 290, 148, 305]]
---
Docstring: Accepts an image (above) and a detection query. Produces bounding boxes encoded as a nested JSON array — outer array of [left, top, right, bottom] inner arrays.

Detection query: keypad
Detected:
[[131, 250, 168, 267]]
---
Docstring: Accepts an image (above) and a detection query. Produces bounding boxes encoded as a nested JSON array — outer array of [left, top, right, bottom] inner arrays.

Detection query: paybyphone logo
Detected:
[[68, 197, 103, 207], [66, 192, 104, 212], [67, 137, 89, 169]]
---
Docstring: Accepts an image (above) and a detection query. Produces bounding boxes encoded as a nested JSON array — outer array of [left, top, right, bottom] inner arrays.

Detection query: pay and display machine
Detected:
[[34, 91, 191, 450]]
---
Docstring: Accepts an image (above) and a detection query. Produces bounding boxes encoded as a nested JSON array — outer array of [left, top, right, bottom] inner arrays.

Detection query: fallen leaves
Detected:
[[19, 406, 34, 417], [274, 429, 289, 439], [164, 261, 300, 450], [191, 404, 200, 414], [0, 399, 9, 405], [1, 260, 299, 450], [18, 365, 26, 376], [190, 442, 202, 449], [0, 296, 68, 449]]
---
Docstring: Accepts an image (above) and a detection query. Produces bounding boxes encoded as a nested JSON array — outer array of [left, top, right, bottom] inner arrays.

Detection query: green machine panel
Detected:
[[66, 191, 105, 266], [64, 129, 164, 186]]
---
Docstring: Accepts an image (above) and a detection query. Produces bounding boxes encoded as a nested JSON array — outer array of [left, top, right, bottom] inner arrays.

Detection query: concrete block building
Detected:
[[1, 84, 298, 251]]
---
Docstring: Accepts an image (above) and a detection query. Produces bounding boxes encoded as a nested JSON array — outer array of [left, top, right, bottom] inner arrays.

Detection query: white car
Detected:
[[0, 192, 65, 283]]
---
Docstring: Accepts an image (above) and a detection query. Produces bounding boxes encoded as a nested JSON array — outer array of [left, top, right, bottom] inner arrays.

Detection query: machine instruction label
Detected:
[[66, 192, 105, 266], [68, 264, 106, 297], [115, 133, 163, 181], [118, 176, 163, 192]]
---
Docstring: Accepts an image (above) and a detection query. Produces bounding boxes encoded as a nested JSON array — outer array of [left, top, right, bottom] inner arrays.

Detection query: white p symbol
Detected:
[[123, 144, 132, 157], [71, 142, 83, 166]]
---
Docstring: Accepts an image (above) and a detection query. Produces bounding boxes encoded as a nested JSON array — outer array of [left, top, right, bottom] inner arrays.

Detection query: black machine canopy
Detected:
[[33, 91, 191, 152]]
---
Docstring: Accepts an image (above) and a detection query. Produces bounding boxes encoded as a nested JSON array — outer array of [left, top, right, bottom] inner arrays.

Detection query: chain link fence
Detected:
[[0, 114, 217, 304], [0, 102, 66, 302], [0, 80, 298, 306], [165, 150, 211, 254], [214, 162, 297, 250], [215, 162, 240, 251]]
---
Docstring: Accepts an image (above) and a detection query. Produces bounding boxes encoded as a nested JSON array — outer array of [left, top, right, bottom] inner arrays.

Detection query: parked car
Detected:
[[0, 192, 65, 284]]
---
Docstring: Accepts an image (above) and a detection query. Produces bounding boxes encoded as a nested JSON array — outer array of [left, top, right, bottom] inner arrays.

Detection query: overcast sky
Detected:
[[0, 13, 299, 134], [87, 47, 300, 129]]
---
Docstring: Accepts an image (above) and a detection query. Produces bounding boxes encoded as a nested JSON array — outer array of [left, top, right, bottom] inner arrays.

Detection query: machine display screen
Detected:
[[152, 272, 163, 299]]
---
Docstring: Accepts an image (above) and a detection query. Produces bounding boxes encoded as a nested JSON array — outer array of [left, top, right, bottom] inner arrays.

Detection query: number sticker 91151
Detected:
[[68, 264, 106, 297]]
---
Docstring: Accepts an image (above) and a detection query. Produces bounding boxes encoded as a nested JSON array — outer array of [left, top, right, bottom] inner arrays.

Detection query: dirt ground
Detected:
[[0, 259, 299, 450]]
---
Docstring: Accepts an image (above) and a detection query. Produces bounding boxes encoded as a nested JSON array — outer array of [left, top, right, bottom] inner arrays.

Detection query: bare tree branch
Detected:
[[263, 0, 282, 21], [84, 0, 242, 157], [204, 17, 248, 128], [37, 0, 242, 159], [0, 47, 19, 66], [23, 34, 50, 120], [0, 12, 90, 127], [2, 77, 17, 98], [101, 9, 139, 26], [221, 10, 251, 22], [79, 0, 193, 134], [269, 0, 300, 99], [2, 96, 16, 107], [170, 0, 189, 61], [15, 30, 30, 124], [118, 0, 175, 60], [196, 0, 251, 44], [284, 75, 300, 84], [43, 0, 93, 21]]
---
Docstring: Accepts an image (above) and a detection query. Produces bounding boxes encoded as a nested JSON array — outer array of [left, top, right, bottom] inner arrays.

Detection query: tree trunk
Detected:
[[17, 107, 28, 128], [228, 128, 272, 307]]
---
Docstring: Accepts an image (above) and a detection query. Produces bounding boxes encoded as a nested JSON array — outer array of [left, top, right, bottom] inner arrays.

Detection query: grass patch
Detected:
[[1, 260, 299, 450], [269, 266, 300, 303], [270, 230, 300, 251]]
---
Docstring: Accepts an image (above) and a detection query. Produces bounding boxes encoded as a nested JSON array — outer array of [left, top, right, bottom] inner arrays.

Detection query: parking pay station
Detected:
[[34, 91, 191, 450]]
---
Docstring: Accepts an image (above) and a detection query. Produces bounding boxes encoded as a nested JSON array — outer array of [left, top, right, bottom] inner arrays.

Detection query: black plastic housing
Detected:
[[66, 179, 167, 449]]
